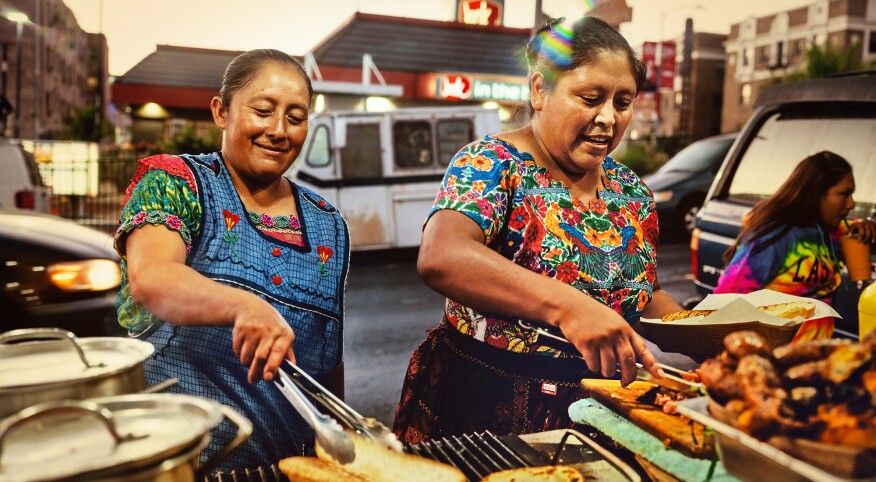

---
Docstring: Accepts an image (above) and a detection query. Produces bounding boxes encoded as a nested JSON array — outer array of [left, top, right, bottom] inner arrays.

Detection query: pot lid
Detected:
[[0, 394, 224, 481], [0, 329, 154, 389]]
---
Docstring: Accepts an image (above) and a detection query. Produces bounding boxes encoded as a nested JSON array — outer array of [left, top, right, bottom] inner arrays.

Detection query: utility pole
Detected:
[[532, 0, 543, 34]]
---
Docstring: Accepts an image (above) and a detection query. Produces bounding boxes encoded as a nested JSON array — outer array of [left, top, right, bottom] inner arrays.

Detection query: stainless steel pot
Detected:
[[0, 328, 155, 418], [0, 394, 252, 481]]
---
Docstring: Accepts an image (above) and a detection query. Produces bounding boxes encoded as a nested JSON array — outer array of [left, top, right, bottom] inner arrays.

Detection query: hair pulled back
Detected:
[[525, 16, 645, 93], [219, 49, 312, 107]]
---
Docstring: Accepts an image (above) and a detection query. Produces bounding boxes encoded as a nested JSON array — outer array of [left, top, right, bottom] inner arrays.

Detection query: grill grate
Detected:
[[205, 464, 287, 482], [406, 431, 532, 482]]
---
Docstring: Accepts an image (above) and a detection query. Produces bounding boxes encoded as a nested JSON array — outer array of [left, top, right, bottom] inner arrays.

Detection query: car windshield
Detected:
[[657, 137, 733, 173], [726, 108, 876, 219]]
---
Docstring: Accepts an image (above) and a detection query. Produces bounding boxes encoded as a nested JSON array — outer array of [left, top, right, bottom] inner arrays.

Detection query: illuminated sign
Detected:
[[457, 0, 503, 27], [440, 75, 473, 101], [437, 75, 529, 102]]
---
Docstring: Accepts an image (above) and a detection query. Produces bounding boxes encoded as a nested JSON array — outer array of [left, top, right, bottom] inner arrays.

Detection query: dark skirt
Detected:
[[392, 320, 599, 443]]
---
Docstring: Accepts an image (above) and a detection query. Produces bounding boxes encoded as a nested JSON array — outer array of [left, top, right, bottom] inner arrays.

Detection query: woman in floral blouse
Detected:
[[115, 50, 349, 471], [393, 16, 683, 443]]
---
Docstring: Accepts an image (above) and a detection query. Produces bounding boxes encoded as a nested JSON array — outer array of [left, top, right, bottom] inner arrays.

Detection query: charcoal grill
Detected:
[[206, 465, 287, 482], [407, 429, 641, 482], [406, 431, 530, 481], [205, 428, 640, 482]]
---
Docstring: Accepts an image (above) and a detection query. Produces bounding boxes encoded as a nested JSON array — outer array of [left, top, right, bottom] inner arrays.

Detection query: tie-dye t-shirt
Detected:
[[713, 223, 844, 301]]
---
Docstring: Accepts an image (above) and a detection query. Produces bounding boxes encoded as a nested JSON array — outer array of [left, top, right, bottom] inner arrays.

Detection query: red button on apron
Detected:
[[271, 248, 282, 257], [272, 276, 282, 285], [318, 200, 326, 207]]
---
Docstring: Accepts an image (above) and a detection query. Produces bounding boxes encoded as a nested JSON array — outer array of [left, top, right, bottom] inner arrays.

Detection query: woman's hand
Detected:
[[557, 299, 662, 387], [232, 299, 297, 384], [848, 219, 876, 244]]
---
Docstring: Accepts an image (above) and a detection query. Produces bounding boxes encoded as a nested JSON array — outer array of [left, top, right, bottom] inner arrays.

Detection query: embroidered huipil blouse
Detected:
[[430, 137, 659, 357]]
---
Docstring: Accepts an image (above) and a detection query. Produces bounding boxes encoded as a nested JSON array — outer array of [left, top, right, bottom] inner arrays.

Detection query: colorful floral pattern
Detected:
[[431, 137, 659, 357], [315, 246, 333, 288], [222, 209, 242, 262]]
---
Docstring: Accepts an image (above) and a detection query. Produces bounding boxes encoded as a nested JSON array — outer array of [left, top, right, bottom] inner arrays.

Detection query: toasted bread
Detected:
[[279, 456, 372, 482], [480, 465, 585, 482], [758, 301, 816, 320], [661, 309, 715, 322], [314, 432, 466, 482]]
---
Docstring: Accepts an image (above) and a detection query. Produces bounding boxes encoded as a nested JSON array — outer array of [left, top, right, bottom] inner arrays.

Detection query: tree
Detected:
[[161, 124, 221, 155], [59, 105, 113, 142], [771, 40, 868, 85], [805, 40, 862, 78]]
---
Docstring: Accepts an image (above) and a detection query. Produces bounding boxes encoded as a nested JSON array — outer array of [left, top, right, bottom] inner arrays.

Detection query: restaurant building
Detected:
[[110, 13, 535, 145]]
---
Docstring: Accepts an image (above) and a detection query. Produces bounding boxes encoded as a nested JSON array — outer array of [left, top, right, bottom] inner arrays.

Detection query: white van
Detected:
[[0, 138, 51, 213], [287, 106, 502, 250]]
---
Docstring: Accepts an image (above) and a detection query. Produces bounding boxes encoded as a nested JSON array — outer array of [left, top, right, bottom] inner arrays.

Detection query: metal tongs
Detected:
[[274, 360, 403, 463], [517, 319, 703, 394]]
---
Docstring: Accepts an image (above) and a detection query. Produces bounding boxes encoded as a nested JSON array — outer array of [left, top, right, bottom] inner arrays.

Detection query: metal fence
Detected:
[[44, 152, 141, 233]]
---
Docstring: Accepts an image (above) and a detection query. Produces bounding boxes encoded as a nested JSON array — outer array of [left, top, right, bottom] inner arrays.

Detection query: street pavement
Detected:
[[343, 239, 699, 427]]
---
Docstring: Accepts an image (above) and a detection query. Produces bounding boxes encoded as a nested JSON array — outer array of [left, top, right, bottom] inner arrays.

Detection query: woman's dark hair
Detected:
[[525, 16, 646, 94], [723, 151, 853, 264], [219, 49, 312, 107]]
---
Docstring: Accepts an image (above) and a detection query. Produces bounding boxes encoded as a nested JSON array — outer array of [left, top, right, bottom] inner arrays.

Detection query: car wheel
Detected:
[[679, 196, 706, 234]]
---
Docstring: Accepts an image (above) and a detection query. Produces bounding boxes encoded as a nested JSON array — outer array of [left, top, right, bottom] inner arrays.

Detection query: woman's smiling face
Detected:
[[531, 52, 637, 175], [212, 62, 311, 184]]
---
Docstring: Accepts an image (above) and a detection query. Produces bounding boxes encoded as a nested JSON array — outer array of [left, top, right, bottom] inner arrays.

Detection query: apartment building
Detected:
[[0, 0, 107, 139], [722, 0, 876, 132]]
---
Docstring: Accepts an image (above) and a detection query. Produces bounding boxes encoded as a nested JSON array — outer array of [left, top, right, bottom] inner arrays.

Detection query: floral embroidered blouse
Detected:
[[114, 167, 305, 332], [431, 136, 660, 357]]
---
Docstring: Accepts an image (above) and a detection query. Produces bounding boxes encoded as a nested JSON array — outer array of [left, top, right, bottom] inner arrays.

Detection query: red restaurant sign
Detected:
[[439, 75, 473, 101], [659, 41, 677, 90], [642, 41, 658, 90], [457, 0, 503, 26]]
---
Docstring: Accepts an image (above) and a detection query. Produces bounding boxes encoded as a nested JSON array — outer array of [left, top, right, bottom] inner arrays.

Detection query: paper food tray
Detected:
[[675, 397, 872, 482], [639, 290, 840, 358]]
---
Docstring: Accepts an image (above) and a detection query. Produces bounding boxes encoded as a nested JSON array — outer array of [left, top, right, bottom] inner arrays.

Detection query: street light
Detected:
[[5, 10, 30, 138], [659, 4, 703, 43]]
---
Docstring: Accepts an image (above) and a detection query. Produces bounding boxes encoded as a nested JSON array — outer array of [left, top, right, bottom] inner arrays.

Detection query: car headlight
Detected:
[[47, 259, 121, 291], [652, 190, 674, 203]]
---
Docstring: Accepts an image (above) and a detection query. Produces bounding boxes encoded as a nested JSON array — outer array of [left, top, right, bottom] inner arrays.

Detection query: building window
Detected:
[[740, 83, 752, 105], [775, 41, 784, 66], [742, 47, 752, 67], [869, 32, 876, 54], [168, 118, 187, 138]]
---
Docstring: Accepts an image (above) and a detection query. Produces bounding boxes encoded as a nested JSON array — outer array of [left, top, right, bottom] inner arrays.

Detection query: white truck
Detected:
[[286, 106, 502, 250]]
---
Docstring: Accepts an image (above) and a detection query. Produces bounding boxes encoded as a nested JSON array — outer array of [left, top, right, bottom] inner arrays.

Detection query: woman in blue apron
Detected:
[[114, 49, 349, 471]]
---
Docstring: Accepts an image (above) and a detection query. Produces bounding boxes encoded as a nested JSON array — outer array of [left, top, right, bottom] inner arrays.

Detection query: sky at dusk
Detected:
[[63, 0, 812, 77]]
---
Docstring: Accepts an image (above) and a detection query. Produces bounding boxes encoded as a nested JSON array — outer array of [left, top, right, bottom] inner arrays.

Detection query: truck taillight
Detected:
[[690, 228, 700, 281], [14, 190, 35, 209]]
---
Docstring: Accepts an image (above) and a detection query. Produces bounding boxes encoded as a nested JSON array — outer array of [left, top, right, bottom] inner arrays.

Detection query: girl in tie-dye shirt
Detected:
[[714, 151, 876, 341]]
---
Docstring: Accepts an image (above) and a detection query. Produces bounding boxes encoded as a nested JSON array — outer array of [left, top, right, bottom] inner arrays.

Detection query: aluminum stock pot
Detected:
[[0, 394, 252, 481], [0, 328, 154, 418]]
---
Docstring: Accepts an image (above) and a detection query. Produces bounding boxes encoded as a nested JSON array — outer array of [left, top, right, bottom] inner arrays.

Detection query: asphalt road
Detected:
[[343, 239, 699, 427]]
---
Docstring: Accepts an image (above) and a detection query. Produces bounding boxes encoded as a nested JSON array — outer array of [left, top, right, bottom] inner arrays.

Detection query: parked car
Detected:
[[642, 133, 736, 235], [690, 73, 876, 338], [0, 138, 51, 213], [0, 209, 124, 337]]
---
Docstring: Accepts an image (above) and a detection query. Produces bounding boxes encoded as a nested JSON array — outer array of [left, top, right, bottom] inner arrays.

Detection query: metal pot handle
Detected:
[[196, 404, 253, 479], [0, 399, 141, 463], [0, 328, 101, 368]]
